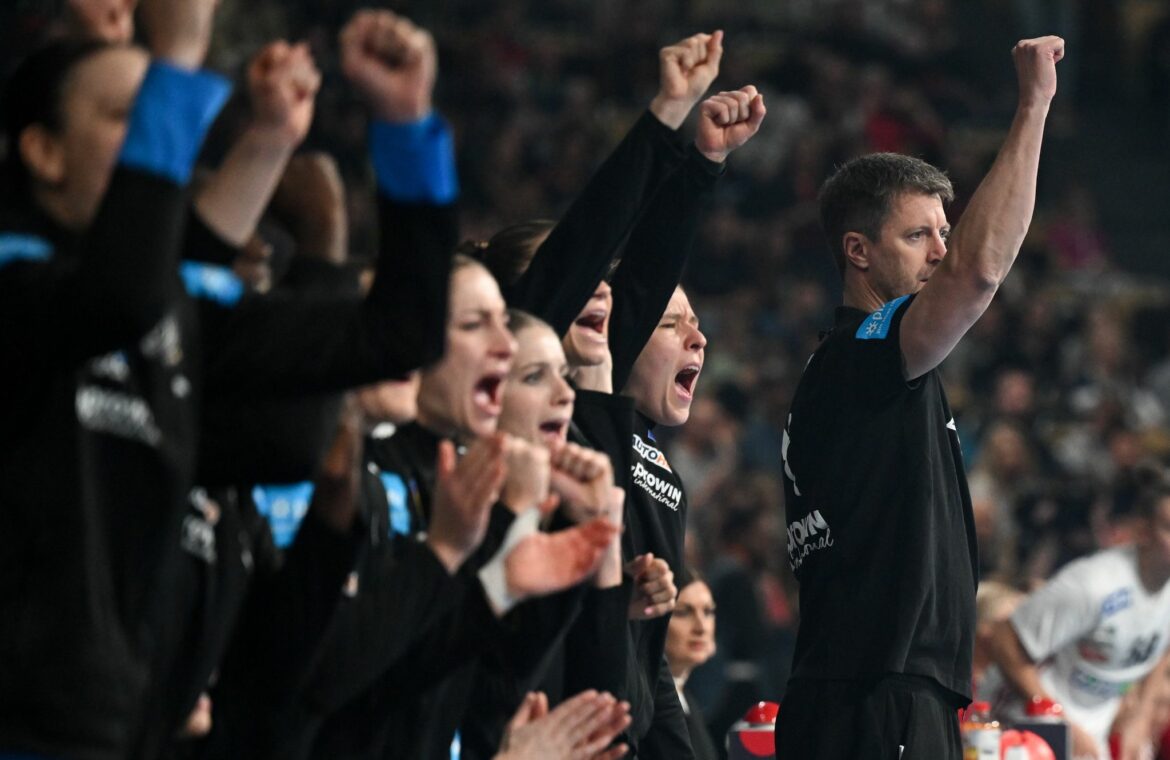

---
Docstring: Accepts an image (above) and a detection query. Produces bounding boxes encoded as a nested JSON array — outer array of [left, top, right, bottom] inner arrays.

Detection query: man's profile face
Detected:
[[865, 192, 950, 301]]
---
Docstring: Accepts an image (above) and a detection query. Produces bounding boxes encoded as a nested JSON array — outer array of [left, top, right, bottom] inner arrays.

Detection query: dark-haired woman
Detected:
[[0, 3, 229, 756]]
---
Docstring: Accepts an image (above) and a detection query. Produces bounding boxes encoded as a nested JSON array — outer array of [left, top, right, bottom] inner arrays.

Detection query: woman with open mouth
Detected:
[[470, 53, 765, 752], [453, 308, 630, 759], [300, 253, 621, 760]]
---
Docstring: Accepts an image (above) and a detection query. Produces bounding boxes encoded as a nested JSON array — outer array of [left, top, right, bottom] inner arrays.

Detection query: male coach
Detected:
[[776, 36, 1064, 759]]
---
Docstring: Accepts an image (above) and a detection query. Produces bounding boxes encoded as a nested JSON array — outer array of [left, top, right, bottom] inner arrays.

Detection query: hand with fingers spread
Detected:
[[548, 442, 616, 524], [1012, 35, 1064, 108], [626, 553, 677, 620], [248, 41, 322, 148], [137, 0, 219, 70], [504, 518, 619, 601], [495, 690, 631, 760], [501, 435, 554, 514], [650, 30, 724, 130], [339, 9, 437, 122], [695, 85, 767, 164], [427, 434, 507, 573]]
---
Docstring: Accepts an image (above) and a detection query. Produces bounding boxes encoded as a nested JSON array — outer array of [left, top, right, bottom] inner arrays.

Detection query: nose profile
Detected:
[[689, 324, 708, 351], [554, 373, 575, 407], [493, 321, 517, 360]]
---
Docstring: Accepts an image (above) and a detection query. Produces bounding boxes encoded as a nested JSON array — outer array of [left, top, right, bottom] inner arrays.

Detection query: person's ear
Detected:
[[19, 125, 67, 186], [842, 231, 871, 272]]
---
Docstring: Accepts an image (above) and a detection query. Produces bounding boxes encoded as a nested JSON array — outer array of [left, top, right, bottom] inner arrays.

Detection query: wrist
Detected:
[[696, 144, 728, 164], [649, 95, 691, 131], [153, 42, 208, 72], [426, 536, 467, 575], [373, 99, 433, 124], [242, 120, 305, 153]]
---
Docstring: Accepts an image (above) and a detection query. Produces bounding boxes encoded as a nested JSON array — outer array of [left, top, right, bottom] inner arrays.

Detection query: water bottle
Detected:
[[961, 701, 1001, 760]]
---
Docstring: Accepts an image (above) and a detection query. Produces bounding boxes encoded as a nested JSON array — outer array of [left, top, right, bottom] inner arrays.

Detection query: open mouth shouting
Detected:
[[472, 372, 506, 418], [537, 417, 571, 446], [573, 307, 609, 343], [674, 363, 701, 401]]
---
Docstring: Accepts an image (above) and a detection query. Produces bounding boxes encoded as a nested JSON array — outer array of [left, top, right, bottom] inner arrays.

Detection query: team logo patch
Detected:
[[1102, 588, 1132, 617], [855, 295, 910, 340], [252, 482, 314, 548], [632, 433, 673, 473]]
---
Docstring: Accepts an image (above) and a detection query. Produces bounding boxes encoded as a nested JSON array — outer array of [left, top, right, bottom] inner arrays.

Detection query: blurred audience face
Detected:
[[865, 192, 949, 302], [500, 323, 575, 448], [625, 286, 707, 427], [562, 280, 612, 369], [357, 372, 421, 425], [995, 369, 1036, 418], [665, 580, 716, 677], [1139, 496, 1170, 572], [20, 45, 149, 231], [418, 263, 516, 441]]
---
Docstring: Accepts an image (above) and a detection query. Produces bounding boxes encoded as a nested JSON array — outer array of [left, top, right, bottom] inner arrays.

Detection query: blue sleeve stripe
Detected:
[[855, 295, 911, 340], [118, 62, 232, 185], [0, 233, 53, 270], [369, 113, 459, 204], [180, 261, 244, 306]]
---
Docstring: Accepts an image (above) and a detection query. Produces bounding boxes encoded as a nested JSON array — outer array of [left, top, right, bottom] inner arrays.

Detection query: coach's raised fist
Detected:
[[650, 31, 724, 130], [1013, 36, 1064, 108], [695, 85, 766, 164], [340, 10, 437, 123]]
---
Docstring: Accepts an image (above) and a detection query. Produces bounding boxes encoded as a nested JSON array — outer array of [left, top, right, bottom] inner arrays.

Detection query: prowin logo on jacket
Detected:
[[787, 509, 834, 571]]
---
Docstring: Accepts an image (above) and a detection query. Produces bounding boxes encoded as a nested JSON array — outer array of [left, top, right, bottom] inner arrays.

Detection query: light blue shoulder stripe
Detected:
[[180, 260, 244, 306], [855, 295, 910, 340], [0, 233, 53, 270]]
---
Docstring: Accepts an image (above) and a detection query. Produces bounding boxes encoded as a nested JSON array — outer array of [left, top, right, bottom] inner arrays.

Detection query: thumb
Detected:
[[508, 692, 539, 730], [537, 492, 561, 517], [746, 92, 766, 130]]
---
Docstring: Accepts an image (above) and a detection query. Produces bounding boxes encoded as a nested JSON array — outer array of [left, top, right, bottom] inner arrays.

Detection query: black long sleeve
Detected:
[[609, 147, 724, 392], [639, 655, 696, 759], [505, 111, 686, 335], [0, 169, 185, 375], [197, 197, 455, 399]]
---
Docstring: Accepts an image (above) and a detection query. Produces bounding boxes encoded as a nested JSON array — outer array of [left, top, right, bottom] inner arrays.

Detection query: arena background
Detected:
[[4, 0, 1170, 747]]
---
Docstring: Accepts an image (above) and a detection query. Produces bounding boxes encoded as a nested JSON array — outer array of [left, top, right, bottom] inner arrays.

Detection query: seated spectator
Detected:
[[665, 570, 720, 760]]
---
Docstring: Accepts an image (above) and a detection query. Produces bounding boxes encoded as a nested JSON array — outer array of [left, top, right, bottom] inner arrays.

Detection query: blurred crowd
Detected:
[[188, 0, 1170, 743], [5, 0, 1170, 757]]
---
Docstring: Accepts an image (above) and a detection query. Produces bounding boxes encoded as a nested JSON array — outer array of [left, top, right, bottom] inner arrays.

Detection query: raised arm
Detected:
[[196, 11, 456, 397], [604, 86, 765, 392], [193, 40, 320, 247], [507, 32, 722, 334], [0, 0, 228, 369], [900, 36, 1063, 380]]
